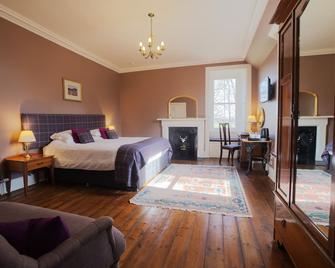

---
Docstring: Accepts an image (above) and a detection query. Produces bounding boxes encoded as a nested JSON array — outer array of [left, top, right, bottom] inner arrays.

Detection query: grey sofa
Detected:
[[0, 202, 125, 268]]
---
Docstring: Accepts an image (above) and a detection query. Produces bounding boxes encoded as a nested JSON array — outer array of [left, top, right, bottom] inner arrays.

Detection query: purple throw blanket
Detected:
[[115, 137, 172, 188], [321, 143, 333, 169]]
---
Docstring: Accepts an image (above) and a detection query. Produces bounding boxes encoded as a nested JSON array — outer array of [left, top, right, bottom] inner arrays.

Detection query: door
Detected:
[[290, 0, 335, 255], [276, 17, 294, 203]]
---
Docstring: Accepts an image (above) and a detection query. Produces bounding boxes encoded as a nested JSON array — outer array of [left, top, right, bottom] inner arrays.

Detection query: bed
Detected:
[[21, 113, 172, 190]]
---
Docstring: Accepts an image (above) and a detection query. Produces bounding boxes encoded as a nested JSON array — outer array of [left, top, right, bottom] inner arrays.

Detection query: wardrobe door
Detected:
[[276, 17, 294, 204], [291, 0, 335, 256]]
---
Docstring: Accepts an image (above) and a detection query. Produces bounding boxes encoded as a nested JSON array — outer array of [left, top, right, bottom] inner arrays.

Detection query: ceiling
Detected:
[[0, 0, 268, 73], [300, 0, 335, 56]]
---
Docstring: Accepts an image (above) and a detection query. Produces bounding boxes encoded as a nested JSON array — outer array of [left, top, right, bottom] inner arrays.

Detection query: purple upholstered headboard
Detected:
[[21, 113, 106, 150]]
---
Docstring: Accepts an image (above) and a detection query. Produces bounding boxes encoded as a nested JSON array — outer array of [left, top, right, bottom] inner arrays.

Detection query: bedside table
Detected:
[[5, 154, 54, 195]]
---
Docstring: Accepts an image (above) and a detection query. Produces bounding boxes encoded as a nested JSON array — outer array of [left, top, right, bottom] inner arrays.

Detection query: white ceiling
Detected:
[[0, 0, 268, 73], [300, 0, 335, 56]]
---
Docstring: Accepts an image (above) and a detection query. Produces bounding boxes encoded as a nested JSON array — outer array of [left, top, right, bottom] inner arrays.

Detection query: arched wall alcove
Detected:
[[168, 95, 198, 118], [299, 90, 318, 116]]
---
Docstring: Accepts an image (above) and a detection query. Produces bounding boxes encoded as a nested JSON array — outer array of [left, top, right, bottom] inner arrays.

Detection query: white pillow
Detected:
[[50, 130, 71, 140], [60, 134, 75, 144], [93, 136, 104, 142], [90, 129, 101, 137], [50, 130, 75, 144]]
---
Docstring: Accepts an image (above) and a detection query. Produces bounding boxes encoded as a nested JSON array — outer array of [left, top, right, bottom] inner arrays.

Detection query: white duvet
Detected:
[[43, 137, 148, 171]]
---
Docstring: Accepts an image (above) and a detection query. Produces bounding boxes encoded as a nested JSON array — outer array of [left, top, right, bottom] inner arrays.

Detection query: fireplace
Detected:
[[169, 127, 197, 160], [297, 126, 317, 165]]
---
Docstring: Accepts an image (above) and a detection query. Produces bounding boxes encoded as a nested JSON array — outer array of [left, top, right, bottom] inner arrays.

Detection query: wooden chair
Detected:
[[219, 123, 240, 166]]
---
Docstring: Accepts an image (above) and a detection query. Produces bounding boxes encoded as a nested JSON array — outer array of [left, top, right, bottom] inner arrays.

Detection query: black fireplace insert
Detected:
[[297, 126, 317, 165], [169, 127, 197, 160]]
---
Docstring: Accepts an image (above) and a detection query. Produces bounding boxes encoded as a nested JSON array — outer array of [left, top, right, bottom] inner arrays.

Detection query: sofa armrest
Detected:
[[0, 235, 37, 268], [38, 217, 114, 268]]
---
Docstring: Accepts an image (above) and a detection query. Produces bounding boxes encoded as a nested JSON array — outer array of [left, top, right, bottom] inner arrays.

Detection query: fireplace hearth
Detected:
[[169, 127, 197, 160], [297, 126, 317, 165]]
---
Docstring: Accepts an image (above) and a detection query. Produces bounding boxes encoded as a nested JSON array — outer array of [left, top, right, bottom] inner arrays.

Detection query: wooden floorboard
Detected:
[[3, 158, 294, 268]]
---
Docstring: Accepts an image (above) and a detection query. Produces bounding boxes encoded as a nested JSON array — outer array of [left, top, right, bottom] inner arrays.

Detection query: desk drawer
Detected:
[[27, 158, 52, 171]]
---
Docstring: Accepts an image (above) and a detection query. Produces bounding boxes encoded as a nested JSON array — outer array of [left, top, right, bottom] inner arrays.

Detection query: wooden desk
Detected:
[[5, 154, 54, 195], [240, 139, 272, 174]]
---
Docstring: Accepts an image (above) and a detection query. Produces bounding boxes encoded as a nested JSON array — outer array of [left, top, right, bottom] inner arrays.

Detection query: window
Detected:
[[206, 65, 251, 138], [213, 78, 237, 128]]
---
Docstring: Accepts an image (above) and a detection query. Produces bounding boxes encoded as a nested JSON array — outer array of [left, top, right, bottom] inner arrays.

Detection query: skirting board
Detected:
[[0, 173, 40, 195]]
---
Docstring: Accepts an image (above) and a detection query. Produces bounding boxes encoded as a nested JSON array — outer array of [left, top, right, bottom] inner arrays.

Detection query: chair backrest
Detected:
[[219, 123, 231, 146]]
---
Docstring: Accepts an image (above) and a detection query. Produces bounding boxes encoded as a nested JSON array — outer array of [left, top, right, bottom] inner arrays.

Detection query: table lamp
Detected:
[[18, 130, 36, 158], [248, 115, 257, 132]]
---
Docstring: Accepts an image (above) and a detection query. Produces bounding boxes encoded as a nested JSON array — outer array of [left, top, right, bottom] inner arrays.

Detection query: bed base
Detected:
[[54, 149, 171, 191]]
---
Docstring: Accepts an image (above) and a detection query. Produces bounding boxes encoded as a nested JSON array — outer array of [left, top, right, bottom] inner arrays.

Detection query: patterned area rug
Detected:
[[130, 164, 251, 217], [295, 169, 331, 225]]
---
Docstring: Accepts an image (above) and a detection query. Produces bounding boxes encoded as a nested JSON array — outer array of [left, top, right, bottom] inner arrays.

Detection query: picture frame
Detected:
[[63, 78, 82, 102]]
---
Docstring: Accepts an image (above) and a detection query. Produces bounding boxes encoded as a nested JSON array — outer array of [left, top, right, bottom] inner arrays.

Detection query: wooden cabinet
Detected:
[[273, 0, 335, 267], [5, 154, 54, 195], [274, 196, 334, 267]]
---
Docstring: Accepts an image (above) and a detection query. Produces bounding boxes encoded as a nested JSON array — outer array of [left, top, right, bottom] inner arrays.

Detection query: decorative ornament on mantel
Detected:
[[139, 13, 166, 59]]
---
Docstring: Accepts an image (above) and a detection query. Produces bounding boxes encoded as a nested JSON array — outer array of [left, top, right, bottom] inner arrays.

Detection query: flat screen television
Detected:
[[259, 76, 272, 103]]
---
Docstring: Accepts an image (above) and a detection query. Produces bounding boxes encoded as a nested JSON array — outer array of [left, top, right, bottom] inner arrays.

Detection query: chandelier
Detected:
[[139, 13, 166, 59]]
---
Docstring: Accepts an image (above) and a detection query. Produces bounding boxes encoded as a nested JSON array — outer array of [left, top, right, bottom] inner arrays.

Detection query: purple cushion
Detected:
[[0, 219, 30, 254], [78, 131, 94, 144], [71, 128, 87, 143], [28, 216, 70, 258], [106, 129, 119, 139], [99, 127, 109, 139], [0, 216, 70, 259]]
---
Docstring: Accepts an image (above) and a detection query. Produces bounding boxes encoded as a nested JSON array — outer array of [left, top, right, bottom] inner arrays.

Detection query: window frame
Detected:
[[205, 64, 252, 139]]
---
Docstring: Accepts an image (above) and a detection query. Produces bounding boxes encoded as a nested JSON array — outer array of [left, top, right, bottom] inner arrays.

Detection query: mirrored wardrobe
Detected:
[[272, 0, 335, 267]]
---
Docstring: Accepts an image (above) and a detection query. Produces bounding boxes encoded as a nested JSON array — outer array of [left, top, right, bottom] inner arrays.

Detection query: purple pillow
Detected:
[[106, 129, 119, 139], [0, 219, 30, 255], [0, 216, 70, 259], [71, 128, 87, 143], [78, 131, 94, 144], [28, 216, 70, 258], [99, 127, 109, 139]]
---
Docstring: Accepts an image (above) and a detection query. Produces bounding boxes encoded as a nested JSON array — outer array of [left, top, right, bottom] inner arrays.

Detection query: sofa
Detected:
[[0, 202, 126, 268]]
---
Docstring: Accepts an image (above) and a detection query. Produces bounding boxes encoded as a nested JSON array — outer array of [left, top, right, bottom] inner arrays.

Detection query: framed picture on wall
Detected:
[[63, 78, 82, 102]]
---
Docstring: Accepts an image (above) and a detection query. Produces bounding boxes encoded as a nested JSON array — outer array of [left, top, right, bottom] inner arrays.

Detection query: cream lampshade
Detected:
[[107, 125, 115, 130], [18, 130, 36, 158], [247, 115, 257, 123]]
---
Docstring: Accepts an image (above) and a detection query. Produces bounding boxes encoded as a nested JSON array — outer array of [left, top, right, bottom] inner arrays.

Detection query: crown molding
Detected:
[[119, 57, 245, 73], [242, 0, 268, 58], [0, 4, 122, 73], [268, 24, 279, 40], [300, 48, 335, 57]]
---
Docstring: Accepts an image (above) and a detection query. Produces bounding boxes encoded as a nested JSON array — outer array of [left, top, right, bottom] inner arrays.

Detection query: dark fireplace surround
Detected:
[[169, 127, 197, 160]]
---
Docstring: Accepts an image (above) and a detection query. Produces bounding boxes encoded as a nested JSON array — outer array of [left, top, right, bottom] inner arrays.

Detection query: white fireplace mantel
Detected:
[[157, 118, 208, 158], [298, 116, 333, 161]]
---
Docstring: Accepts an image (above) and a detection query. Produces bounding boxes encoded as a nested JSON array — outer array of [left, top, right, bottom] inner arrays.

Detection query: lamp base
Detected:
[[24, 153, 31, 159], [23, 143, 31, 159]]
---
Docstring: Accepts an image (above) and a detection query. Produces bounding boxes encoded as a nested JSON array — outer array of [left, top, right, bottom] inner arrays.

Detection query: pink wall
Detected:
[[300, 54, 335, 143], [257, 46, 278, 153], [257, 49, 335, 153], [300, 54, 335, 115], [0, 18, 121, 163], [119, 62, 252, 137]]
